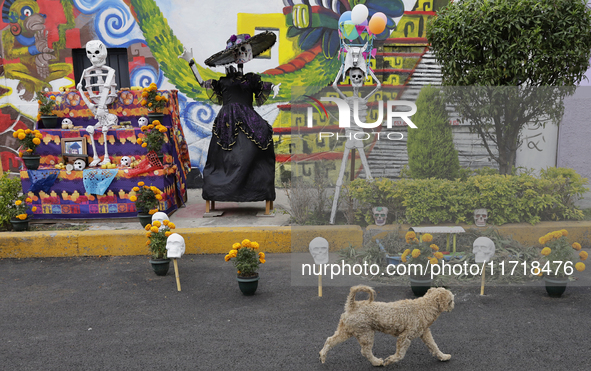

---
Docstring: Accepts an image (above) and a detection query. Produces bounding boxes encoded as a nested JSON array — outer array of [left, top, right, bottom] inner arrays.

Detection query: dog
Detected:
[[319, 285, 454, 366]]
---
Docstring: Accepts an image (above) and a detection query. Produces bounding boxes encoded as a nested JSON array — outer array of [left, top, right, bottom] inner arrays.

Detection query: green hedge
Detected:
[[348, 168, 588, 225]]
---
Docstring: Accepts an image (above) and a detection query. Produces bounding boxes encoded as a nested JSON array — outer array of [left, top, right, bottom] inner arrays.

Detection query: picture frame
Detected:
[[61, 137, 87, 164]]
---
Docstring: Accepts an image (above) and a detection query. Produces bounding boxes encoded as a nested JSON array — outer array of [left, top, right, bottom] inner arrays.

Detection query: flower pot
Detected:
[[544, 275, 568, 298], [148, 112, 164, 123], [22, 154, 41, 170], [41, 115, 59, 129], [149, 259, 171, 276], [237, 274, 259, 296], [157, 154, 164, 165], [138, 213, 152, 227], [10, 218, 29, 231], [409, 274, 432, 297], [386, 255, 402, 266]]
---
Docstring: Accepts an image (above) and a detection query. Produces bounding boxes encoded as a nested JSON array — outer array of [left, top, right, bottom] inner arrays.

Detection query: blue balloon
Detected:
[[338, 11, 352, 27]]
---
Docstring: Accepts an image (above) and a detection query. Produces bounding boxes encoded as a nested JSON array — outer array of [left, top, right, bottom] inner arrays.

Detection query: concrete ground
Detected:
[[2, 254, 590, 370]]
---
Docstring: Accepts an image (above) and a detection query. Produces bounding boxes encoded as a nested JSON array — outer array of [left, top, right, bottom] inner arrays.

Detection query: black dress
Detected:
[[201, 72, 276, 202]]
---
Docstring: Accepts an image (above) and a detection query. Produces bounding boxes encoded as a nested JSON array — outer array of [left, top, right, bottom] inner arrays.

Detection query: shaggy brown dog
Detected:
[[319, 285, 454, 366]]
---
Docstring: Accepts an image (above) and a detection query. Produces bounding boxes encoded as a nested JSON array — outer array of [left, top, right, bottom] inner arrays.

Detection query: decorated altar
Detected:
[[19, 89, 191, 220]]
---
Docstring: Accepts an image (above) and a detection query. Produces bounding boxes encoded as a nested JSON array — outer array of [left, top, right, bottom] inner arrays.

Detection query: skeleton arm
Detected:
[[331, 65, 347, 100], [77, 69, 96, 114], [362, 68, 382, 101], [179, 48, 204, 86]]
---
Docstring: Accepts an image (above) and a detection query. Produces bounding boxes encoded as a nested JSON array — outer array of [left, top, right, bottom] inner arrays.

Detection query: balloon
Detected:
[[374, 12, 388, 23], [338, 11, 352, 26], [351, 4, 369, 25], [361, 19, 368, 27], [369, 14, 387, 35], [342, 20, 359, 41]]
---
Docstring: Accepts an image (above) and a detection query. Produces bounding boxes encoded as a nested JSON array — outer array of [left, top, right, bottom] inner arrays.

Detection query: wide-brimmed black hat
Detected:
[[204, 31, 276, 67]]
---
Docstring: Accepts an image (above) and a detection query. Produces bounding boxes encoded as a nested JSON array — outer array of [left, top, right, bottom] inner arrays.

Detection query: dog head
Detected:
[[426, 287, 455, 312]]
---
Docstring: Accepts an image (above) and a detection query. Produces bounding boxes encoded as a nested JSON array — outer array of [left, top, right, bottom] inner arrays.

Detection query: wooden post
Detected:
[[205, 200, 210, 213], [318, 270, 322, 297], [453, 234, 457, 254], [350, 149, 355, 181], [173, 258, 181, 292], [211, 201, 215, 210], [265, 200, 271, 215], [480, 263, 486, 296]]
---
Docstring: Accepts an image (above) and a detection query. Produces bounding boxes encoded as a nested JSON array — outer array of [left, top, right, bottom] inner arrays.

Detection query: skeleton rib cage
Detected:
[[82, 67, 118, 107]]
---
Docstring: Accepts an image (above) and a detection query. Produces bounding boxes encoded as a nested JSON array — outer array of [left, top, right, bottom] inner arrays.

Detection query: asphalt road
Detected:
[[2, 254, 591, 371]]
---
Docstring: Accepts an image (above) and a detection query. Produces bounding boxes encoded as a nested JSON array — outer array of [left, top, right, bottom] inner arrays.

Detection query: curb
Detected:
[[0, 226, 363, 258]]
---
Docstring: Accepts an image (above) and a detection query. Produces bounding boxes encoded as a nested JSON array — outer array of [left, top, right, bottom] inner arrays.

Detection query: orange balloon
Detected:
[[369, 15, 386, 35]]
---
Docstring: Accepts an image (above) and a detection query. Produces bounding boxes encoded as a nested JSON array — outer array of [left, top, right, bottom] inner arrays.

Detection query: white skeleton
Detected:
[[76, 40, 118, 167], [329, 42, 381, 224], [309, 237, 329, 265]]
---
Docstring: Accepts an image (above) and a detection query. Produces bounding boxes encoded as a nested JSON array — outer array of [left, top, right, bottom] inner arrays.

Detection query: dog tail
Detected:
[[345, 285, 375, 312]]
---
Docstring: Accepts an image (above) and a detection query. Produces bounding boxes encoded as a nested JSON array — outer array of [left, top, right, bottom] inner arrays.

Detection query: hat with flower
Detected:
[[204, 31, 276, 67]]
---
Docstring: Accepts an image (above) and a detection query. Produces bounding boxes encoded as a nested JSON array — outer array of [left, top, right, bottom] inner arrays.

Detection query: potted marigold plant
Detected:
[[129, 182, 163, 227], [8, 195, 38, 231], [13, 128, 44, 170], [538, 229, 587, 297], [36, 91, 59, 128], [225, 239, 266, 295], [140, 83, 168, 121], [401, 231, 444, 296], [137, 120, 167, 158], [144, 219, 177, 275]]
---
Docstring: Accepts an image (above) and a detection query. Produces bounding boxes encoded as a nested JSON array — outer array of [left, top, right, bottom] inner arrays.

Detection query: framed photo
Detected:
[[61, 137, 87, 164]]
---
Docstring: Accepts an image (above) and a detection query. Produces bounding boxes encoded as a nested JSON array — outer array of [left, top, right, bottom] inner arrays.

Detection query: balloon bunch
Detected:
[[338, 4, 388, 41]]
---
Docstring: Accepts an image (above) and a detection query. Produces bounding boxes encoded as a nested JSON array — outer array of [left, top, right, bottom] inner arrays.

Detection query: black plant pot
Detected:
[[544, 275, 568, 298], [150, 259, 171, 276], [138, 213, 152, 227], [10, 218, 30, 231], [22, 155, 41, 170], [409, 275, 433, 297], [148, 112, 164, 124], [237, 274, 259, 296], [41, 115, 59, 129]]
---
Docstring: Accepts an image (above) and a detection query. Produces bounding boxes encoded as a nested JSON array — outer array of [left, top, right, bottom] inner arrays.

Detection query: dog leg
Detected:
[[319, 324, 351, 364], [420, 329, 451, 361], [384, 336, 411, 365], [355, 332, 383, 366]]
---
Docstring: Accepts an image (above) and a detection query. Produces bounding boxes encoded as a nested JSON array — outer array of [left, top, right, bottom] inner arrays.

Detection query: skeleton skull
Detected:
[[473, 237, 495, 263], [309, 237, 329, 265], [73, 158, 86, 171], [61, 118, 74, 129], [138, 117, 149, 127], [166, 233, 185, 259], [372, 206, 388, 226], [474, 208, 488, 227], [120, 156, 131, 167], [85, 40, 108, 68], [235, 43, 253, 64], [348, 68, 365, 88], [151, 212, 169, 231]]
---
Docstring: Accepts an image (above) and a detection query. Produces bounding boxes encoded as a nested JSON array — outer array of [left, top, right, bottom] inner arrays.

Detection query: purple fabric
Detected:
[[212, 103, 273, 150]]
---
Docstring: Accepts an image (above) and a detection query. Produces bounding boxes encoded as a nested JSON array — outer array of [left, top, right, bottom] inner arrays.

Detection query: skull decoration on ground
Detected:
[[372, 206, 388, 226], [73, 158, 86, 171], [61, 118, 74, 129], [473, 237, 495, 263], [120, 156, 131, 167], [151, 212, 169, 231], [137, 117, 148, 127], [474, 209, 488, 227], [166, 233, 185, 259], [309, 237, 329, 265]]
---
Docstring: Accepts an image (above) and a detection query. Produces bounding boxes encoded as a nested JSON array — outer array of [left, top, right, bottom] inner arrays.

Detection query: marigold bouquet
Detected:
[[8, 195, 37, 221], [401, 231, 443, 272], [137, 120, 167, 154], [13, 128, 43, 155], [225, 239, 266, 278], [36, 91, 56, 118], [538, 229, 586, 277], [129, 182, 162, 214], [144, 219, 176, 259], [140, 83, 168, 113]]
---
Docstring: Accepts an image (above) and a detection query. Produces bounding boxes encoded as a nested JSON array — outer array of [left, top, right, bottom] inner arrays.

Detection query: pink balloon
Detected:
[[374, 12, 388, 23]]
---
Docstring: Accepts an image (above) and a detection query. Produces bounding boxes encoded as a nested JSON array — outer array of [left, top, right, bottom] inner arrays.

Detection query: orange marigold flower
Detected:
[[405, 231, 416, 240], [132, 187, 140, 192], [560, 229, 568, 237], [163, 220, 169, 226], [232, 242, 241, 250], [224, 255, 231, 262], [411, 249, 421, 258], [165, 231, 172, 237], [168, 222, 176, 229], [18, 133, 26, 140], [150, 226, 159, 233], [572, 242, 582, 251], [25, 129, 31, 134], [402, 249, 411, 257], [148, 209, 157, 215], [580, 251, 588, 261], [15, 200, 22, 206], [32, 138, 41, 145], [152, 221, 161, 228], [31, 207, 37, 212], [422, 233, 433, 242], [434, 252, 444, 259], [144, 224, 152, 231], [155, 195, 162, 201], [130, 196, 137, 202], [430, 244, 439, 251], [141, 143, 147, 148], [575, 262, 586, 272], [429, 257, 438, 265], [146, 232, 152, 238], [138, 182, 145, 186], [137, 138, 143, 144], [50, 96, 56, 100], [541, 247, 551, 256]]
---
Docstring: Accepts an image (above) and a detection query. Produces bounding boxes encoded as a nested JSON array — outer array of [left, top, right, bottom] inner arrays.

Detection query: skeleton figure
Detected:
[[309, 237, 329, 265], [166, 233, 185, 259], [73, 158, 86, 171], [473, 237, 495, 263], [372, 206, 388, 226], [76, 40, 119, 167], [474, 209, 488, 227], [329, 42, 381, 225], [151, 212, 169, 231]]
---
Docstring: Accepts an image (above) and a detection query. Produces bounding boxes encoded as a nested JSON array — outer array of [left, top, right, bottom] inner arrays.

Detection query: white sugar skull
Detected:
[[372, 206, 388, 226], [309, 237, 329, 265], [474, 208, 488, 227], [120, 156, 131, 167], [138, 117, 149, 126], [61, 118, 73, 129], [73, 158, 86, 171], [473, 237, 495, 263], [349, 68, 365, 88], [235, 43, 253, 64], [151, 212, 169, 231], [85, 40, 108, 68], [166, 233, 185, 259]]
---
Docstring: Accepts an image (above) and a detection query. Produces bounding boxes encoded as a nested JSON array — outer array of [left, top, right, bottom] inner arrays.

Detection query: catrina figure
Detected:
[[179, 32, 280, 203]]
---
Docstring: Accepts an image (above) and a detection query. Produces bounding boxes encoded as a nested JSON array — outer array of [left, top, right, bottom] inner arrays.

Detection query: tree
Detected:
[[427, 0, 591, 174], [407, 85, 460, 180]]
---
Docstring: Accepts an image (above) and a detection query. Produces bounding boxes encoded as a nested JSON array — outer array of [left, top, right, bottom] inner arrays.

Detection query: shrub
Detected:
[[138, 120, 167, 154], [144, 220, 177, 260], [406, 85, 460, 180], [0, 175, 24, 229], [129, 182, 162, 214]]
